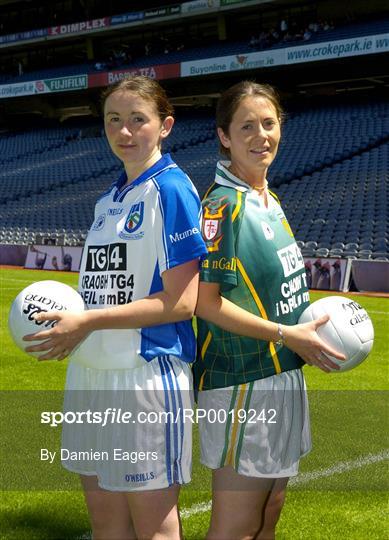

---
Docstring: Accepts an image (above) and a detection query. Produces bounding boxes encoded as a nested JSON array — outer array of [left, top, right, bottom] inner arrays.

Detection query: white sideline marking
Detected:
[[0, 277, 76, 285], [181, 501, 213, 519], [1, 278, 77, 290], [1, 278, 34, 283], [180, 450, 389, 520], [76, 450, 389, 537], [289, 449, 389, 485]]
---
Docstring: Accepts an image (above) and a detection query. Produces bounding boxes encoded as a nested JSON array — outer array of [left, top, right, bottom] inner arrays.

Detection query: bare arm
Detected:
[[85, 259, 199, 329], [24, 259, 200, 360], [196, 281, 345, 372], [196, 282, 280, 342]]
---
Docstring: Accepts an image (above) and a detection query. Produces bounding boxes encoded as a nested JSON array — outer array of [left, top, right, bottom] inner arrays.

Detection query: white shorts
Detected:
[[197, 369, 311, 478], [61, 356, 193, 492]]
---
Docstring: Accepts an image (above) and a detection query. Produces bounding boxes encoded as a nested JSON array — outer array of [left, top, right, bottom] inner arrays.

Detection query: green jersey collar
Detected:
[[216, 161, 268, 193], [215, 161, 250, 192]]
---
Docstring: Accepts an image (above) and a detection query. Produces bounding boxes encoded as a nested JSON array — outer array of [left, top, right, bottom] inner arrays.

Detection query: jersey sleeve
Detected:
[[156, 176, 207, 274], [200, 193, 238, 291]]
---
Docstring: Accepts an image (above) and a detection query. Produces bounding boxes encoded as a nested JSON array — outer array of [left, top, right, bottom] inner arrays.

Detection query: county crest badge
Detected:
[[124, 202, 144, 234], [204, 219, 219, 240], [202, 196, 229, 252]]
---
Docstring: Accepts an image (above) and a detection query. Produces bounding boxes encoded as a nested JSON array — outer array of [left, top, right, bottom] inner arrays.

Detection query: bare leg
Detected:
[[127, 484, 182, 540], [81, 475, 136, 540], [206, 466, 274, 540], [256, 478, 289, 540]]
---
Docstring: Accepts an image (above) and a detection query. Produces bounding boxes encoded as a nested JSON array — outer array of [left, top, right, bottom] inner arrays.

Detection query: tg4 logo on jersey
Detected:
[[119, 202, 145, 240]]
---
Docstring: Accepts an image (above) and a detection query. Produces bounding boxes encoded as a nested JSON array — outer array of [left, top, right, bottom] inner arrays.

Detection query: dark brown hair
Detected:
[[216, 81, 283, 157], [101, 75, 174, 121]]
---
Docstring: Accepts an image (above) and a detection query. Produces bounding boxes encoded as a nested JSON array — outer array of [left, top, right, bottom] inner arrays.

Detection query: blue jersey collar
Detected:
[[115, 153, 175, 192]]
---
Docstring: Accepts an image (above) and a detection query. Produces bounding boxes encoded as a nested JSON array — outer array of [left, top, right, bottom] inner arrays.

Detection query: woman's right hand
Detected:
[[282, 315, 346, 372], [23, 310, 91, 361]]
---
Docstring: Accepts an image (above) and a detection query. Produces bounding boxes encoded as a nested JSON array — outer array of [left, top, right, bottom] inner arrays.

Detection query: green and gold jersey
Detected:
[[194, 162, 310, 391]]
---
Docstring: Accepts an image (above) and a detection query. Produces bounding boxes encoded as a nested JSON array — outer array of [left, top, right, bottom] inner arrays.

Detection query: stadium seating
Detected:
[[2, 19, 389, 85], [0, 100, 387, 259]]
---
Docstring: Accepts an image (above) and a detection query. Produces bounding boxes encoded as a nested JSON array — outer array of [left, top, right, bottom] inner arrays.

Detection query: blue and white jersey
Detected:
[[70, 154, 207, 370]]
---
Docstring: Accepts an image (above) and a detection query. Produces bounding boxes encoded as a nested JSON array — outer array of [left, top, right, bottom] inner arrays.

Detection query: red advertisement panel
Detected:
[[88, 64, 180, 88]]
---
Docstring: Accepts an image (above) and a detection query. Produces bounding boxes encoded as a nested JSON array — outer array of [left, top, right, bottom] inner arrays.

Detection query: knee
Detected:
[[207, 523, 259, 540], [133, 514, 181, 540], [90, 520, 126, 540], [88, 510, 106, 532], [135, 528, 180, 540], [256, 490, 286, 539], [89, 510, 132, 539], [208, 533, 257, 540], [265, 489, 286, 523]]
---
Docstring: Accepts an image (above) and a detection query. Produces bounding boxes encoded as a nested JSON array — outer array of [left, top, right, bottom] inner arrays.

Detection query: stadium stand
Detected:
[[2, 18, 389, 85], [0, 99, 387, 259]]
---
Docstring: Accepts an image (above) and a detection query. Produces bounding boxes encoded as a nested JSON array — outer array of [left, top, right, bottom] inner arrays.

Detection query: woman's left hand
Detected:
[[23, 311, 90, 361], [282, 315, 345, 372]]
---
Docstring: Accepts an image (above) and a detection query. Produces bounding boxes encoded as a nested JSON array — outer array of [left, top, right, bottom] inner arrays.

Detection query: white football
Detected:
[[8, 280, 85, 358], [298, 296, 374, 372]]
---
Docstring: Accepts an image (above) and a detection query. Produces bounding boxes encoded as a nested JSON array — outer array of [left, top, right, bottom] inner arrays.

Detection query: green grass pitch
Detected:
[[0, 267, 388, 539]]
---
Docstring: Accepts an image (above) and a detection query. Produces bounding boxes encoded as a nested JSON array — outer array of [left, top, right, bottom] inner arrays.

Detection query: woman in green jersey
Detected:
[[195, 81, 344, 540]]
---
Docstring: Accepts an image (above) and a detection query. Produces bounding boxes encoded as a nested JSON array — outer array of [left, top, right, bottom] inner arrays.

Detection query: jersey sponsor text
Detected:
[[169, 227, 200, 243], [85, 243, 126, 272], [277, 244, 305, 278]]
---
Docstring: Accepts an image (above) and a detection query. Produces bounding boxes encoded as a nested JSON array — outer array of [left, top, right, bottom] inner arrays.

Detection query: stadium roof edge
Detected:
[[0, 0, 272, 51]]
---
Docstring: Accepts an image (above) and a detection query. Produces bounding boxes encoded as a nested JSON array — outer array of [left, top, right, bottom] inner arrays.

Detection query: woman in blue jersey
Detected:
[[24, 76, 207, 540], [195, 81, 345, 540]]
